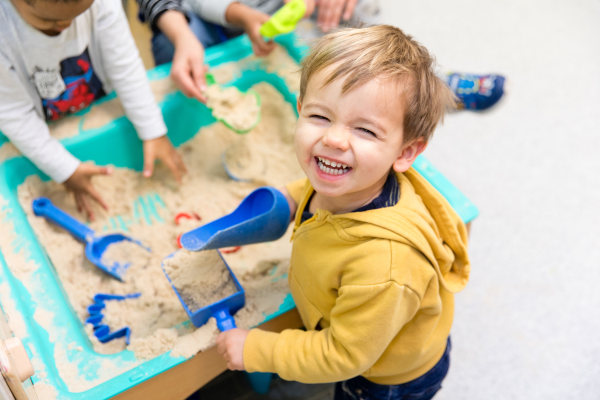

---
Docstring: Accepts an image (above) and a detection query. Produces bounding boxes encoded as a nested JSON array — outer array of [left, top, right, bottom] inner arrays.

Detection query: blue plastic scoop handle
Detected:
[[32, 197, 144, 281], [180, 187, 290, 252]]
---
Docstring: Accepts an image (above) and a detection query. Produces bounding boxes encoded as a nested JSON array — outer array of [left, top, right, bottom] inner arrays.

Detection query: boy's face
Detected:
[[11, 0, 93, 36], [295, 67, 424, 210]]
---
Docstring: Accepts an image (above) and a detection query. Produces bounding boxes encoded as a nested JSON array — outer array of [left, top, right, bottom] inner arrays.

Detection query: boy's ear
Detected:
[[393, 138, 427, 173], [296, 98, 302, 113]]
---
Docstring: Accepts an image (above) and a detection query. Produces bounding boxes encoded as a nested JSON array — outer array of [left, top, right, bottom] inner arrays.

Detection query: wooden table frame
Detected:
[[114, 308, 302, 400]]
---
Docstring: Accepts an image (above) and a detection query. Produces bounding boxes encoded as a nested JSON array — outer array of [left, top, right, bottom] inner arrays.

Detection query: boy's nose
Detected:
[[322, 125, 350, 150]]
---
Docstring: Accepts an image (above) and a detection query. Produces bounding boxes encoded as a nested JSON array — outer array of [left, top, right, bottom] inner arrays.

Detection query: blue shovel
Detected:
[[179, 186, 290, 252], [32, 197, 148, 281], [161, 250, 272, 394], [161, 250, 245, 330]]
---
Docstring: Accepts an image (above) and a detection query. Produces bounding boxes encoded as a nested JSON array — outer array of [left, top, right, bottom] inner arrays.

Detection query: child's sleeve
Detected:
[[136, 0, 185, 30], [93, 0, 167, 141], [243, 279, 422, 382], [0, 60, 79, 183], [285, 178, 308, 204], [186, 0, 237, 27]]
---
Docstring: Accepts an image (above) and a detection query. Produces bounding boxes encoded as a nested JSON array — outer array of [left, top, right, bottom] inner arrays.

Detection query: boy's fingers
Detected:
[[171, 55, 204, 100], [191, 62, 208, 102], [95, 165, 113, 176], [74, 192, 83, 213], [319, 0, 343, 31], [304, 0, 316, 17], [175, 152, 188, 175], [257, 40, 276, 56], [163, 155, 183, 183], [342, 0, 357, 20], [143, 149, 155, 178], [86, 185, 108, 211], [77, 193, 94, 221], [175, 69, 204, 100]]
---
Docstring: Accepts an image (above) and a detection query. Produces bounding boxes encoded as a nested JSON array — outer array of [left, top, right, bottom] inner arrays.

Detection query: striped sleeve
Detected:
[[135, 0, 184, 28]]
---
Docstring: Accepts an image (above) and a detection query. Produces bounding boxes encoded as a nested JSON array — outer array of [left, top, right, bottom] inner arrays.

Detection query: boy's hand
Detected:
[[226, 3, 276, 57], [156, 10, 209, 102], [142, 136, 187, 183], [171, 29, 209, 102], [63, 163, 112, 221], [316, 0, 357, 32], [216, 328, 249, 370]]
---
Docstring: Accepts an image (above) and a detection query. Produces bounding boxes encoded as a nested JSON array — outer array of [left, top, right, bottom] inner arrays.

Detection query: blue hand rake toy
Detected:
[[32, 197, 149, 281], [86, 293, 141, 344]]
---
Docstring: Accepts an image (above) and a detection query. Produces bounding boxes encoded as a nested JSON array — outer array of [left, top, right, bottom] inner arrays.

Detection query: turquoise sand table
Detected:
[[0, 33, 477, 399]]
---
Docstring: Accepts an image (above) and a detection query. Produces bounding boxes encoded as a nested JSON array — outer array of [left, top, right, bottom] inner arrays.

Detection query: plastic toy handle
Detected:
[[205, 72, 216, 86], [214, 308, 237, 331], [32, 197, 95, 242], [259, 0, 306, 38]]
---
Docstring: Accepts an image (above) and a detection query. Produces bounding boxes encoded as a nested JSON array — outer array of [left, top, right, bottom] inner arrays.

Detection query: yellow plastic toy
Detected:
[[259, 0, 306, 38]]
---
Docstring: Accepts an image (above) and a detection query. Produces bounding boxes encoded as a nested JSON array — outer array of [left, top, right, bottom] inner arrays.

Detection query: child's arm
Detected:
[[244, 281, 419, 382], [155, 9, 209, 102], [224, 3, 276, 56], [215, 279, 420, 382], [0, 60, 110, 219], [93, 0, 185, 181]]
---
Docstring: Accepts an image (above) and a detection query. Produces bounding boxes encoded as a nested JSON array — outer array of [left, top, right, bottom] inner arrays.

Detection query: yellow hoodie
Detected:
[[243, 168, 470, 385]]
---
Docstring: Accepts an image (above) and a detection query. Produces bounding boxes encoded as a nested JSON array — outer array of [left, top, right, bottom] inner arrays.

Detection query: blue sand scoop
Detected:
[[180, 187, 290, 252], [161, 250, 272, 393], [32, 197, 148, 281], [161, 250, 244, 329]]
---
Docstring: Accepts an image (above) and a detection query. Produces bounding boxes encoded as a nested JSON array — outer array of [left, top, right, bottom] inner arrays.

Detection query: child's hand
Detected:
[[156, 10, 209, 102], [171, 26, 209, 102], [63, 163, 112, 221], [226, 3, 276, 57], [142, 136, 187, 183], [316, 0, 357, 32], [216, 328, 249, 370]]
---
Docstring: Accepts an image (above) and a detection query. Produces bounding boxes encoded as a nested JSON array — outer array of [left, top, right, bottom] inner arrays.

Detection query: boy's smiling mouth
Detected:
[[315, 156, 351, 176]]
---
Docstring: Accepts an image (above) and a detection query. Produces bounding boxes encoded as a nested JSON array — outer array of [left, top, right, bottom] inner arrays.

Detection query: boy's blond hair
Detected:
[[299, 25, 456, 143]]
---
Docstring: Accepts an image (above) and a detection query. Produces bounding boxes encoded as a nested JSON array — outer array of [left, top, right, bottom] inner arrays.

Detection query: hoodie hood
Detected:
[[342, 168, 470, 293]]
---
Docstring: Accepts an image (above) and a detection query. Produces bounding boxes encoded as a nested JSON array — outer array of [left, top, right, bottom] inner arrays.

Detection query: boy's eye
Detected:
[[309, 114, 329, 122], [358, 127, 377, 138]]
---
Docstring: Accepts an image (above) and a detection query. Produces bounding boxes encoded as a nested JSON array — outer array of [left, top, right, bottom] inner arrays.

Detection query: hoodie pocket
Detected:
[[289, 274, 323, 330]]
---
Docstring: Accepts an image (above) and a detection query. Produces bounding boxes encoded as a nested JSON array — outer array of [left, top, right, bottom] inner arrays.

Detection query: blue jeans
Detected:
[[151, 12, 232, 66], [334, 338, 451, 400]]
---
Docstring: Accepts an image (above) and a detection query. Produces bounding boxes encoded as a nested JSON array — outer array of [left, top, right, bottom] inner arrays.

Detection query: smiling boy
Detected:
[[0, 0, 185, 218], [217, 25, 471, 399]]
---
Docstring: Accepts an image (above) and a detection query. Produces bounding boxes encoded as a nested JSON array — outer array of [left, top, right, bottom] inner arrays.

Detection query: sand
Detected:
[[205, 85, 261, 132], [18, 83, 302, 357], [16, 81, 301, 358], [0, 44, 303, 396], [100, 239, 151, 280], [162, 250, 238, 312]]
